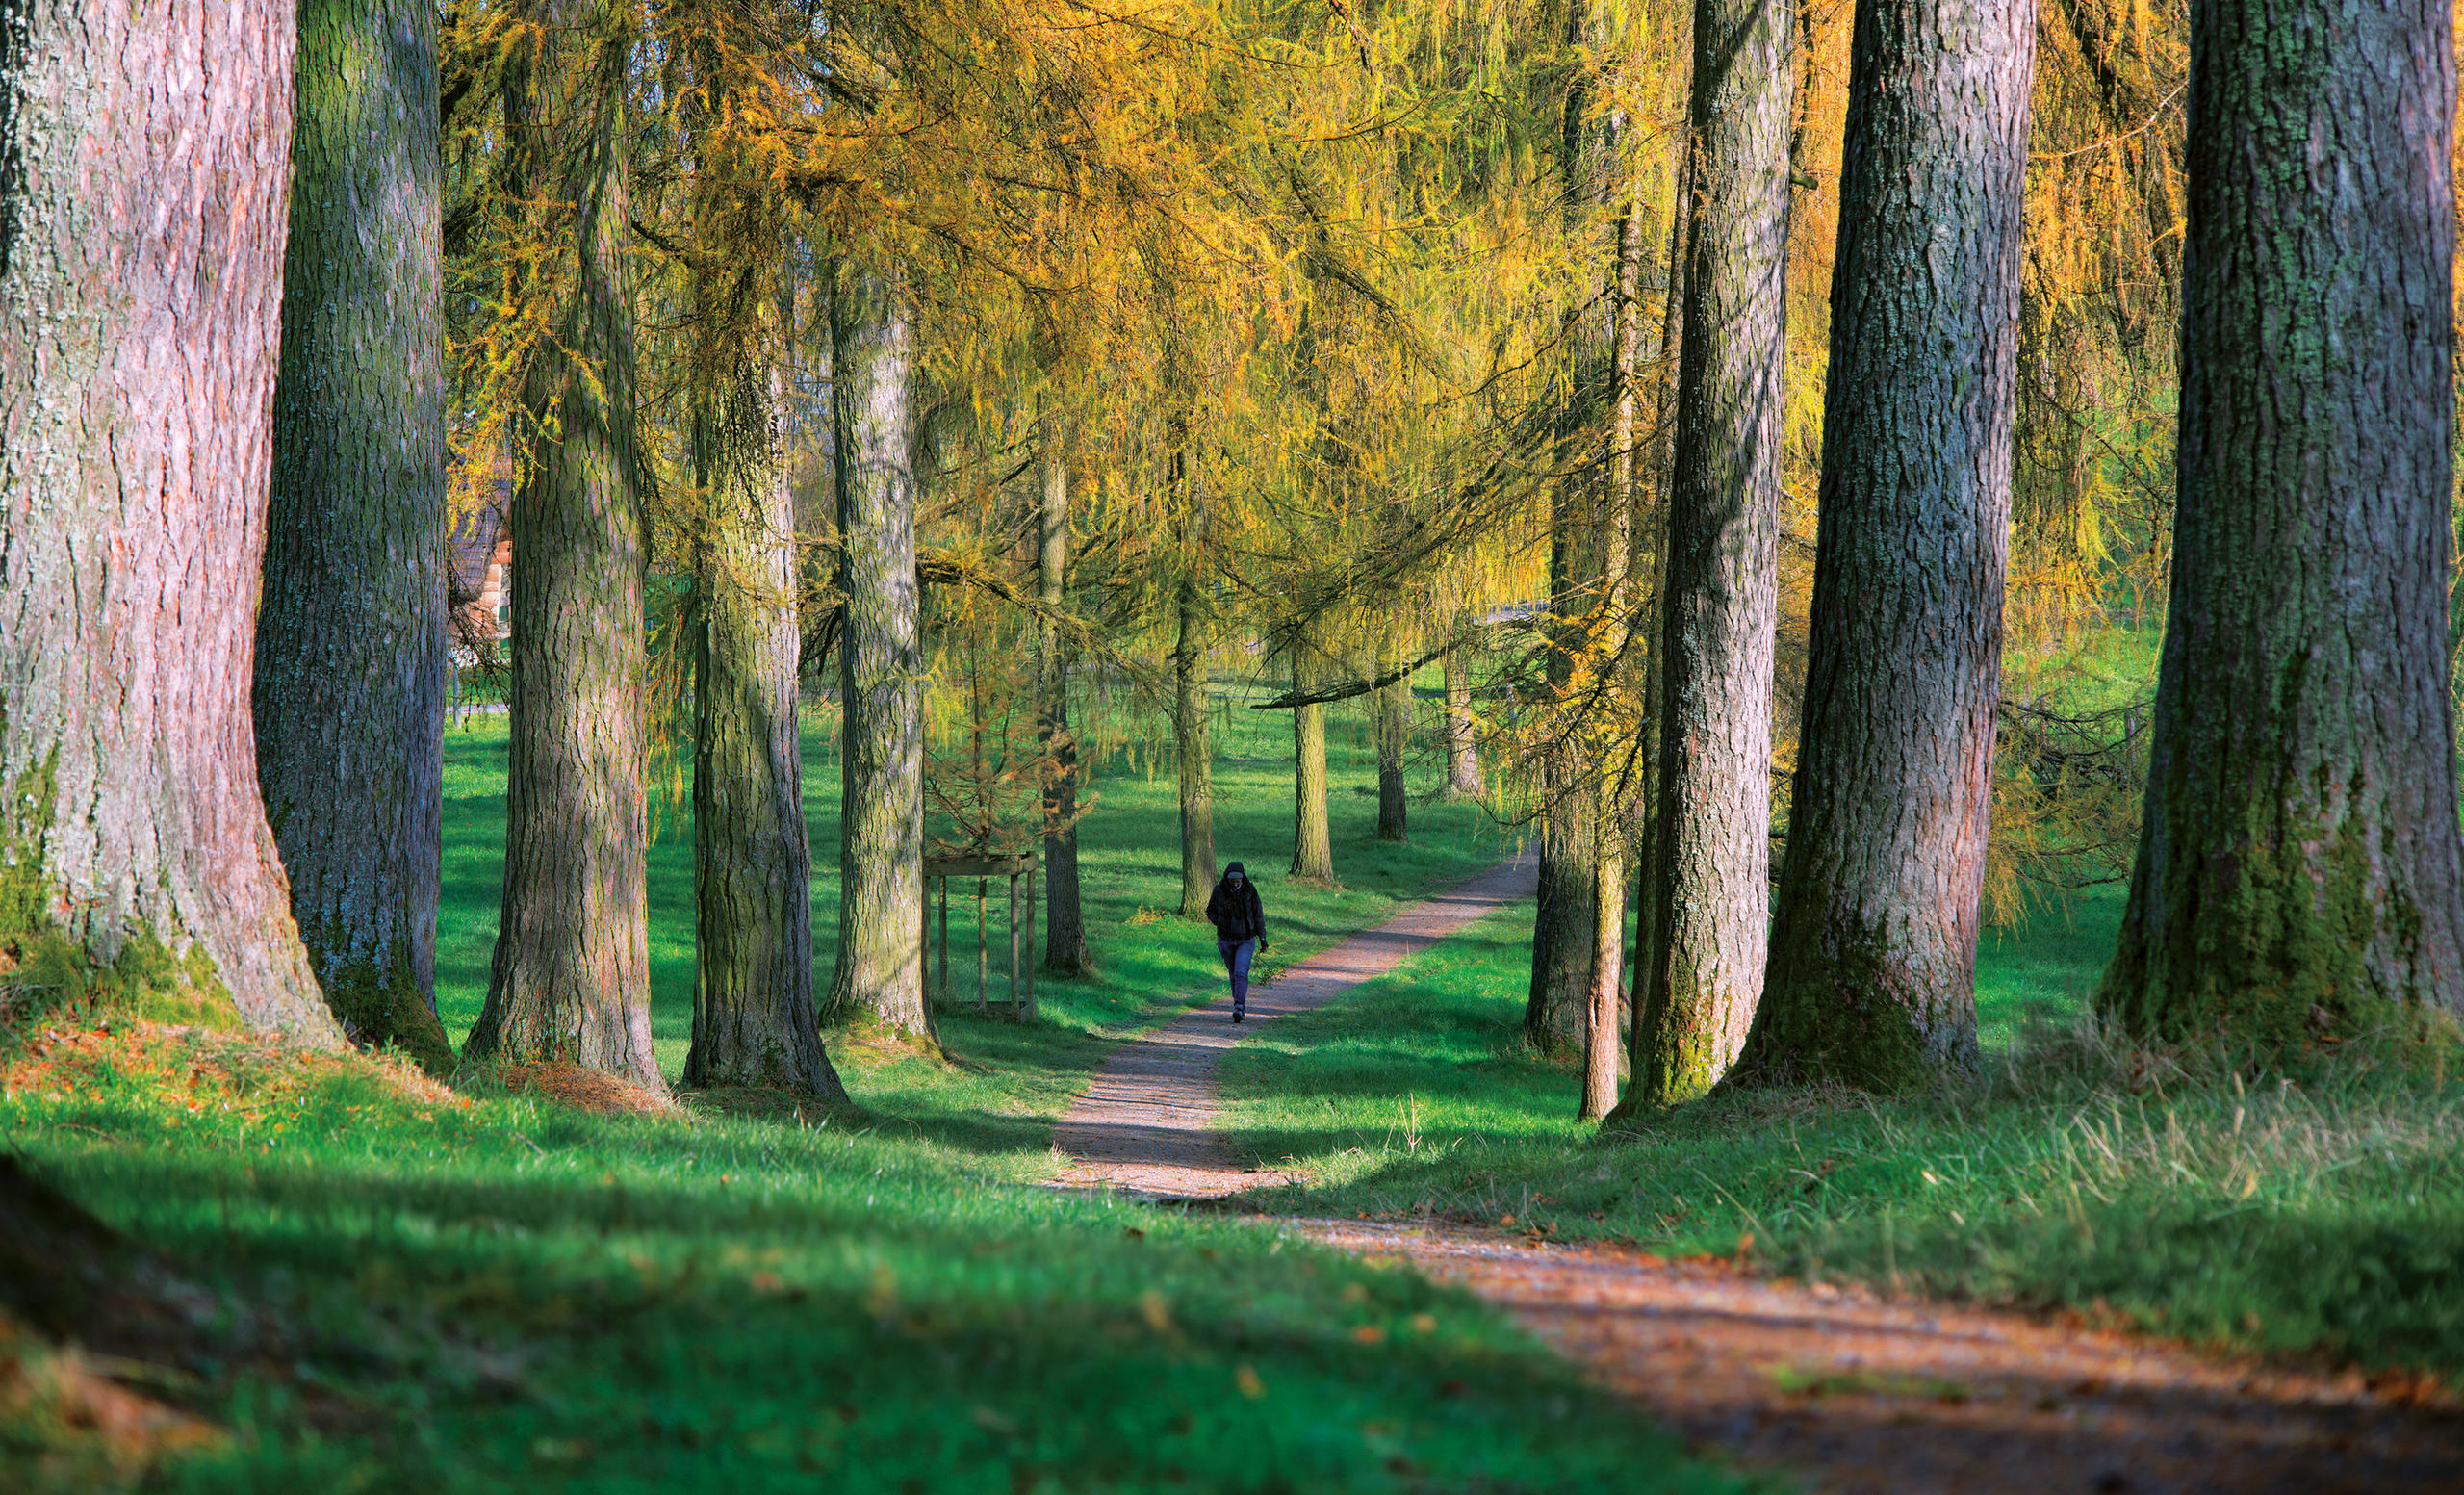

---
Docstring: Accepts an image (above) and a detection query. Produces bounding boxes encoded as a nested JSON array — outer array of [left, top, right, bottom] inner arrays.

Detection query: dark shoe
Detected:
[[1233, 1010, 1245, 1023]]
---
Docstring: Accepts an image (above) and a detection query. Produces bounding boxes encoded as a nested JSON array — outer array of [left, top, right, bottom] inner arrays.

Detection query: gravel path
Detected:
[[1049, 863, 2464, 1490], [1050, 858, 1538, 1196]]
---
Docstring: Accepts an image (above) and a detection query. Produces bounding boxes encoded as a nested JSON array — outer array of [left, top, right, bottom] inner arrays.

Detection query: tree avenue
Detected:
[[2097, 0, 2464, 1049], [1741, 0, 2037, 1090], [0, 0, 344, 1046]]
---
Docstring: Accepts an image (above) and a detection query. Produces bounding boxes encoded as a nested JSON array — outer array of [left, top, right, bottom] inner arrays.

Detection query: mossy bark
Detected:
[[1527, 505, 1599, 1059], [1624, 0, 1793, 1108], [1374, 649, 1409, 843], [2098, 0, 2464, 1053], [826, 257, 931, 1041], [0, 0, 342, 1046], [1036, 425, 1089, 973], [465, 1, 660, 1087], [1174, 572, 1217, 918], [1740, 0, 2034, 1092], [1440, 645, 1481, 800], [683, 286, 847, 1103], [255, 0, 454, 1074]]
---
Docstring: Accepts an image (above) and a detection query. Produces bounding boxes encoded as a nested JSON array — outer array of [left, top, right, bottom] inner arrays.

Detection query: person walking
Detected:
[[1205, 861, 1269, 1022]]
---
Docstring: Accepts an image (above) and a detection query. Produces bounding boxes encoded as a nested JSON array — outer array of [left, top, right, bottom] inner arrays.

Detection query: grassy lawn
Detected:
[[1220, 895, 2464, 1379], [1, 1021, 1745, 1494], [437, 679, 1514, 1163]]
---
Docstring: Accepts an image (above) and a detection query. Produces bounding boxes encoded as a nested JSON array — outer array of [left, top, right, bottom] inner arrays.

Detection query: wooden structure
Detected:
[[923, 852, 1037, 1018]]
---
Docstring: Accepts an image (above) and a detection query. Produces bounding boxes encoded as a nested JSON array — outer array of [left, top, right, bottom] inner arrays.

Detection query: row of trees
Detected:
[[4, 0, 2455, 1119]]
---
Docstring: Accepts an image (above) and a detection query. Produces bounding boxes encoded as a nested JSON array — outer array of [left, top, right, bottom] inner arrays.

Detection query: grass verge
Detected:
[[1, 1018, 1746, 1494], [1220, 901, 2464, 1381]]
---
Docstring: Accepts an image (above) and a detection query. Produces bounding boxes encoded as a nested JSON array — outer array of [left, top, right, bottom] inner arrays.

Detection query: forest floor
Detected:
[[1049, 863, 2464, 1492]]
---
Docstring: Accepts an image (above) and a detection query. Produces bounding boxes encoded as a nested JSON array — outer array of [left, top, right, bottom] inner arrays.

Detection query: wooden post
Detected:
[[1008, 871, 1021, 1014], [975, 878, 988, 1012], [1024, 863, 1038, 1019]]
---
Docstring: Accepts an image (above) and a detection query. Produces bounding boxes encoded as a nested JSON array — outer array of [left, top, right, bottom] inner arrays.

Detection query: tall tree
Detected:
[[464, 0, 660, 1086], [1173, 434, 1217, 917], [1037, 415, 1090, 972], [2097, 0, 2464, 1049], [1623, 0, 1792, 1108], [682, 277, 847, 1100], [0, 0, 343, 1044], [827, 256, 932, 1040], [254, 0, 454, 1072], [1739, 0, 2036, 1090], [1290, 636, 1336, 882]]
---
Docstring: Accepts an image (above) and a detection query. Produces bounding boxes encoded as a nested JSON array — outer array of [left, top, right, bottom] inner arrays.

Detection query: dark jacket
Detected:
[[1205, 864, 1266, 943]]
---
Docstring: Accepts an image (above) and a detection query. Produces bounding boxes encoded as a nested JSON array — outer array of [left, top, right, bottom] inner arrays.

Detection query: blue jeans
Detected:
[[1217, 938, 1255, 1011]]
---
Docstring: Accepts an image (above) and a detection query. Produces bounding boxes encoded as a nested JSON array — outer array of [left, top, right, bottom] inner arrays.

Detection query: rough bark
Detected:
[[683, 286, 847, 1102], [1739, 0, 2035, 1092], [0, 0, 342, 1045], [254, 0, 452, 1072], [826, 256, 931, 1040], [1036, 420, 1088, 972], [1374, 649, 1409, 842], [1290, 640, 1336, 883], [1441, 644, 1482, 799], [464, 2, 659, 1086], [1174, 569, 1217, 917], [2098, 0, 2464, 1050], [1628, 0, 1792, 1107]]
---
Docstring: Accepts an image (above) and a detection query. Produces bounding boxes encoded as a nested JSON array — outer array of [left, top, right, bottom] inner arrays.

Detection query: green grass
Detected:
[[1, 1022, 1746, 1494], [1220, 896, 2464, 1379]]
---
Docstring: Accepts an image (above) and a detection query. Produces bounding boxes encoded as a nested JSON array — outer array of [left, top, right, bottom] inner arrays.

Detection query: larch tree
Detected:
[[2097, 0, 2464, 1050], [254, 0, 455, 1072], [1374, 647, 1410, 842], [1290, 633, 1337, 882], [1739, 0, 2036, 1090], [463, 0, 661, 1087], [1172, 440, 1218, 917], [827, 255, 933, 1041], [1037, 411, 1090, 972], [1441, 643, 1482, 798], [0, 0, 343, 1044], [1623, 0, 1793, 1109]]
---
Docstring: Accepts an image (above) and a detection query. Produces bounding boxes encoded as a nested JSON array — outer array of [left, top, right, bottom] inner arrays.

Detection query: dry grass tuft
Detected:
[[492, 1063, 678, 1117]]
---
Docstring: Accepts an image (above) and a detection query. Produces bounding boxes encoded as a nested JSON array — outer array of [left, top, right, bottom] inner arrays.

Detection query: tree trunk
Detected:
[[1374, 649, 1409, 842], [1579, 187, 1651, 1121], [1441, 644, 1481, 799], [466, 1, 659, 1087], [254, 0, 452, 1071], [683, 287, 848, 1102], [1174, 570, 1217, 916], [1739, 0, 2035, 1091], [2098, 0, 2464, 1049], [0, 0, 343, 1046], [826, 257, 931, 1041], [1036, 418, 1089, 973], [1526, 509, 1599, 1058], [1290, 640, 1336, 883], [1628, 0, 1793, 1107]]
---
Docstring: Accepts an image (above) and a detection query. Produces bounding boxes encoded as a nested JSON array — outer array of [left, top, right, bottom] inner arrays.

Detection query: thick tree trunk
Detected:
[[683, 298, 848, 1101], [0, 0, 343, 1045], [1036, 423, 1089, 973], [467, 2, 659, 1087], [1526, 512, 1599, 1058], [1374, 650, 1409, 842], [2098, 0, 2464, 1048], [826, 257, 931, 1041], [1740, 0, 2034, 1091], [254, 0, 451, 1070], [1628, 0, 1792, 1107], [1291, 641, 1336, 883], [1441, 645, 1481, 799], [1174, 573, 1217, 916]]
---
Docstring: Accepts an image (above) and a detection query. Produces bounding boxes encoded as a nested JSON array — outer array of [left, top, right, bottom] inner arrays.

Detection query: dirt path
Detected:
[[1296, 1220, 2463, 1494], [1050, 865, 2464, 1491], [1050, 859, 1538, 1195]]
